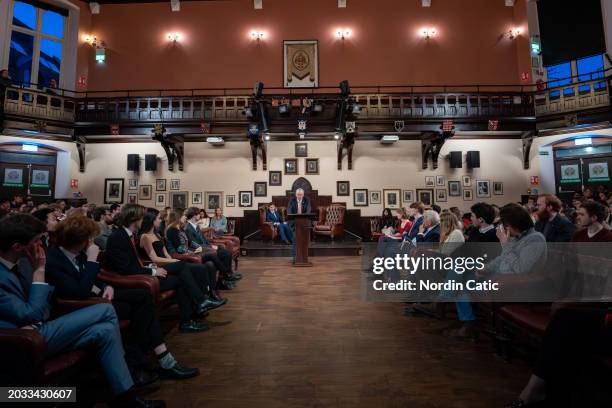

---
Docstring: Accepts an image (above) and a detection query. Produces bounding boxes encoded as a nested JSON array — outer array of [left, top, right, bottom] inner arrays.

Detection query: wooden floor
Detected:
[[150, 256, 529, 408]]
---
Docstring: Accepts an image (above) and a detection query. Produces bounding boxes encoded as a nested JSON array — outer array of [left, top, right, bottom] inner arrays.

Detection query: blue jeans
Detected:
[[438, 270, 475, 322], [38, 303, 134, 395], [277, 223, 294, 243]]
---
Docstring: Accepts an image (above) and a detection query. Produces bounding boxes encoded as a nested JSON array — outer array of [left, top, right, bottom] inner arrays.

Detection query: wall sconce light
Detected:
[[335, 28, 352, 40], [421, 28, 437, 39], [167, 33, 180, 43], [505, 27, 522, 40], [84, 35, 105, 48], [250, 30, 265, 41]]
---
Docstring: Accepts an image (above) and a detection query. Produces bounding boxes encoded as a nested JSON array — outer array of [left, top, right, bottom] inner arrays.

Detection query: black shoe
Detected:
[[130, 368, 159, 388], [226, 273, 242, 281], [220, 279, 235, 289], [111, 395, 166, 408], [158, 363, 200, 380], [179, 320, 209, 333], [444, 323, 479, 343], [195, 298, 225, 315], [210, 291, 228, 304], [193, 308, 209, 319]]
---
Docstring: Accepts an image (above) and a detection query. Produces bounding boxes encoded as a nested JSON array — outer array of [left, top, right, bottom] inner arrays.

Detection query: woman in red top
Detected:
[[379, 208, 412, 242]]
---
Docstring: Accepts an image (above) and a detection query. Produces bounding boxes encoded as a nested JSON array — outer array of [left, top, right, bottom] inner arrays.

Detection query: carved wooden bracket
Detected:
[[158, 139, 176, 171], [421, 132, 450, 169], [249, 136, 266, 170], [337, 134, 355, 170], [174, 138, 185, 171], [522, 130, 536, 170], [75, 136, 87, 172], [421, 134, 434, 169]]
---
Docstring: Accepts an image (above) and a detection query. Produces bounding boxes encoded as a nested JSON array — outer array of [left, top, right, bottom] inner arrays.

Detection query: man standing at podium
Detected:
[[287, 188, 311, 216], [287, 189, 311, 263]]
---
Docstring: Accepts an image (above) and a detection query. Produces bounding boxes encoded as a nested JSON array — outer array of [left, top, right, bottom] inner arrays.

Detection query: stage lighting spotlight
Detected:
[[351, 104, 361, 115], [313, 103, 324, 113], [339, 80, 350, 97], [243, 107, 254, 118], [264, 132, 271, 141], [334, 132, 341, 140]]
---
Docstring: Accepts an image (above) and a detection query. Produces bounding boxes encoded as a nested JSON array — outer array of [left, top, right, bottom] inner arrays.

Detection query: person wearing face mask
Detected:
[[534, 194, 575, 243]]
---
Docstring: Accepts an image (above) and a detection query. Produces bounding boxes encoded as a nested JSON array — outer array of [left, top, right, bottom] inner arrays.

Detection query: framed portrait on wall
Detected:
[[383, 189, 401, 209], [205, 192, 223, 211], [417, 189, 434, 206], [156, 179, 166, 191], [353, 189, 368, 207], [436, 189, 447, 202], [436, 175, 445, 186], [269, 171, 282, 186], [239, 191, 253, 207], [305, 158, 319, 175], [192, 192, 203, 205], [463, 189, 473, 201], [448, 181, 461, 197], [284, 40, 319, 88], [254, 182, 267, 197], [139, 184, 152, 201], [170, 192, 188, 210], [284, 158, 298, 175], [226, 195, 236, 207], [170, 179, 180, 191], [128, 179, 138, 190], [155, 193, 166, 207], [493, 182, 504, 195], [425, 176, 435, 187], [104, 178, 124, 204], [370, 190, 381, 205], [295, 143, 308, 157], [337, 181, 350, 196], [462, 175, 472, 187], [402, 190, 414, 205], [127, 193, 138, 204], [476, 180, 490, 198]]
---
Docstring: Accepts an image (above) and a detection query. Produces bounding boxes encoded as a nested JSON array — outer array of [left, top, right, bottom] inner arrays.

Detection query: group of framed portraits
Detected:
[[283, 158, 319, 175]]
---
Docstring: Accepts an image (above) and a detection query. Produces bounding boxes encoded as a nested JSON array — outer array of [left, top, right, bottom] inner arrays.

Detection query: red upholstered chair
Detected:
[[370, 217, 383, 242], [314, 203, 346, 240], [202, 227, 240, 270], [0, 297, 125, 387], [259, 204, 287, 241]]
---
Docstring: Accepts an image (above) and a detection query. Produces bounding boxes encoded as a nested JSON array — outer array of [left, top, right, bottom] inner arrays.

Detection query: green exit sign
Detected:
[[539, 150, 549, 156]]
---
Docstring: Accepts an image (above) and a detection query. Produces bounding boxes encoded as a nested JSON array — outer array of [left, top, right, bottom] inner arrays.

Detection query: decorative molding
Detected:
[[521, 130, 536, 170]]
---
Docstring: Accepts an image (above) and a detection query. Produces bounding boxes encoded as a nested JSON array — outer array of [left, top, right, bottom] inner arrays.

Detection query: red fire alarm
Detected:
[[521, 71, 530, 81], [70, 179, 79, 188], [530, 176, 540, 185], [77, 76, 87, 87]]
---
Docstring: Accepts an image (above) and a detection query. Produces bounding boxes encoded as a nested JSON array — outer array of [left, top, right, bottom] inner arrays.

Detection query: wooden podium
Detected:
[[287, 213, 317, 267]]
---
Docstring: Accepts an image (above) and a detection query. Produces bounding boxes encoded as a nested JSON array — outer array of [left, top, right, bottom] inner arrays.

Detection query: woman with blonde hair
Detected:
[[439, 212, 464, 255]]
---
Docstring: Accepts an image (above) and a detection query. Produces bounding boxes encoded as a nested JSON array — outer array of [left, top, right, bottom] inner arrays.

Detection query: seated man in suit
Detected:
[[414, 210, 441, 244], [46, 214, 199, 382], [534, 194, 576, 242], [183, 207, 241, 282], [0, 213, 164, 407], [266, 204, 293, 244], [105, 204, 208, 334]]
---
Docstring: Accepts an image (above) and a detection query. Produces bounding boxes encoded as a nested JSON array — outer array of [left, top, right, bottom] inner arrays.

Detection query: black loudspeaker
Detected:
[[466, 151, 480, 168], [127, 154, 139, 171], [145, 154, 157, 171], [449, 151, 462, 168]]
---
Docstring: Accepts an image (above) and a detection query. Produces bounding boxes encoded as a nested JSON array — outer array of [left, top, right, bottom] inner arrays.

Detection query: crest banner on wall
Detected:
[[284, 40, 319, 88]]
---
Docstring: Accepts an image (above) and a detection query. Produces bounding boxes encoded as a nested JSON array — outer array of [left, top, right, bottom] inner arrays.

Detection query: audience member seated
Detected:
[[31, 208, 58, 249], [572, 200, 612, 242], [165, 209, 236, 290], [380, 208, 397, 234], [93, 206, 114, 250], [414, 209, 441, 244], [138, 210, 226, 311], [45, 214, 200, 384], [438, 212, 464, 256], [404, 202, 425, 241], [266, 203, 294, 244], [208, 207, 241, 252], [105, 204, 208, 333], [534, 194, 576, 242], [0, 213, 164, 407], [184, 207, 241, 282]]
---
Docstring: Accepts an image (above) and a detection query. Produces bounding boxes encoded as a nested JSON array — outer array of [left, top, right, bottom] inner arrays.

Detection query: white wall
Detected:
[[2, 136, 537, 217]]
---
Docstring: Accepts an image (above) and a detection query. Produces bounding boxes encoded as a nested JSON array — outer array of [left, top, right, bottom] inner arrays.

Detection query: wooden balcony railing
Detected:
[[3, 87, 76, 123], [2, 71, 610, 132]]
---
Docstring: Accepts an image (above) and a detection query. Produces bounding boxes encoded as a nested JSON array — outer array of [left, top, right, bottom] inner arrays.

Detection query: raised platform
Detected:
[[241, 236, 362, 257]]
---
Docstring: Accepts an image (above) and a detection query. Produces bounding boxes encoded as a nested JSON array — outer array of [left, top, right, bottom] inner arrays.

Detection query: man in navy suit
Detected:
[[287, 188, 312, 216], [266, 204, 293, 244], [0, 213, 163, 407], [183, 207, 241, 281]]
